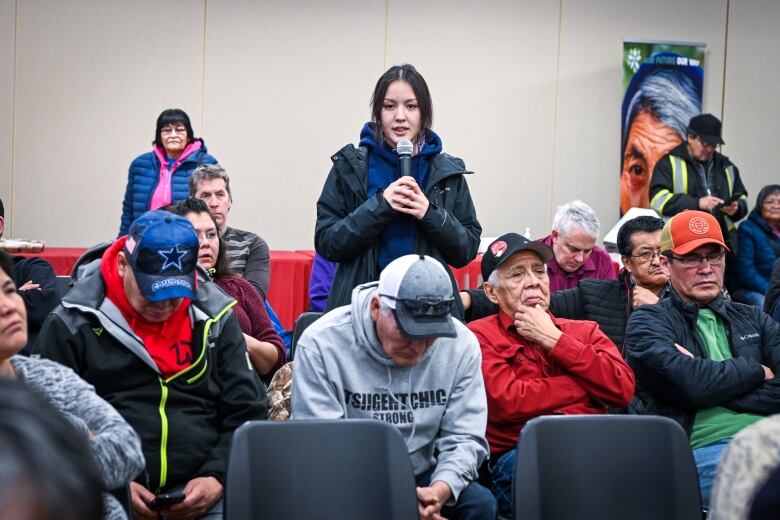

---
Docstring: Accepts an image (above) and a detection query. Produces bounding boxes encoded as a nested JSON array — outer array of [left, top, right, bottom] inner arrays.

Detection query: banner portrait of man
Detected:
[[620, 44, 705, 215]]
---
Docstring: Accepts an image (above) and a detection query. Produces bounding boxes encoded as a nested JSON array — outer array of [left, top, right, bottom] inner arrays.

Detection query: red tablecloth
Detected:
[[18, 247, 87, 276], [266, 251, 314, 329]]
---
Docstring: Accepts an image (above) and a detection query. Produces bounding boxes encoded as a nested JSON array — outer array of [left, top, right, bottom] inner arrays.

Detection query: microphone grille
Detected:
[[396, 139, 414, 156]]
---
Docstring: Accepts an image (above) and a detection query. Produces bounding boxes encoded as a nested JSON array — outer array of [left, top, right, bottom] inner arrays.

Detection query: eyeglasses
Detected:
[[379, 294, 454, 317], [630, 250, 662, 263], [196, 231, 219, 242], [671, 250, 725, 268], [161, 125, 187, 135]]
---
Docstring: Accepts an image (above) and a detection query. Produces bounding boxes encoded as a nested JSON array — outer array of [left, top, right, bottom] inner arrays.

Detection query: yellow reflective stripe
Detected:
[[165, 300, 237, 385], [725, 216, 736, 231], [651, 190, 673, 214], [725, 166, 734, 195], [671, 156, 688, 193], [157, 378, 169, 492], [186, 301, 236, 385], [154, 301, 237, 491]]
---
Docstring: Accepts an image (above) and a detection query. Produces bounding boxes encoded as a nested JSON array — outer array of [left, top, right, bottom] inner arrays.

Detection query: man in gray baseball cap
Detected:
[[292, 254, 496, 519]]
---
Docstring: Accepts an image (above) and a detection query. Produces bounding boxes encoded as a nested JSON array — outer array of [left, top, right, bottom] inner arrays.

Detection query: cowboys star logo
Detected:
[[158, 245, 189, 272], [688, 217, 710, 235], [491, 240, 508, 258]]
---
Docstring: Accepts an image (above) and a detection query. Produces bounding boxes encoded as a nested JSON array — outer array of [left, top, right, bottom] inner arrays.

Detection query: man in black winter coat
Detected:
[[35, 211, 266, 519], [625, 210, 780, 508]]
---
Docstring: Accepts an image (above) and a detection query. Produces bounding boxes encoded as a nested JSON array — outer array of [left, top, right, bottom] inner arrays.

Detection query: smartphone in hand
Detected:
[[148, 492, 186, 510], [717, 194, 740, 209]]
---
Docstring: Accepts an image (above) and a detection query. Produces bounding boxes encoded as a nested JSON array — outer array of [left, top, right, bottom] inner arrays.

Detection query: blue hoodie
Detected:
[[359, 123, 443, 270]]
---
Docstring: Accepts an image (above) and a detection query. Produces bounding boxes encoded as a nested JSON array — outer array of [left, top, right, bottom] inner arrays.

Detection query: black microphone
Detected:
[[396, 139, 413, 178]]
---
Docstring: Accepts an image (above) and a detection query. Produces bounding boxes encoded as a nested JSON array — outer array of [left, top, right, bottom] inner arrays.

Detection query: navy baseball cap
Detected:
[[124, 210, 198, 301]]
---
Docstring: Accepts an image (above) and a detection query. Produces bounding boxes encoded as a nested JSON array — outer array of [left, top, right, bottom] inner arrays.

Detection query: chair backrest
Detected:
[[514, 415, 702, 520], [225, 419, 418, 520], [55, 275, 71, 298], [290, 311, 322, 360]]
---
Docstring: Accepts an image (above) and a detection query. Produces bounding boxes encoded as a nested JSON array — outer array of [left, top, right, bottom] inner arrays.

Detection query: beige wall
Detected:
[[0, 0, 14, 222], [722, 0, 780, 203], [0, 0, 777, 248]]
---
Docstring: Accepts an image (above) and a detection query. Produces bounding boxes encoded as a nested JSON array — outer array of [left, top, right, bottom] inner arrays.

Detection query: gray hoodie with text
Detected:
[[291, 282, 488, 500]]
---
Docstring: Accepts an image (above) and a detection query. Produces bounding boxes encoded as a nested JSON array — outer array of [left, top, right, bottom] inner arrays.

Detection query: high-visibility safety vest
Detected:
[[650, 155, 745, 230]]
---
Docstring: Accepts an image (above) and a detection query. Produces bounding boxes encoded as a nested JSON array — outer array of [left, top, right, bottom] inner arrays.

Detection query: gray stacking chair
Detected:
[[514, 415, 702, 520], [225, 419, 418, 520]]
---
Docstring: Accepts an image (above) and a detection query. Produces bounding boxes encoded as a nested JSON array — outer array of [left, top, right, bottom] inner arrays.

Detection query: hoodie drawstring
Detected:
[[379, 365, 417, 450], [407, 367, 416, 445]]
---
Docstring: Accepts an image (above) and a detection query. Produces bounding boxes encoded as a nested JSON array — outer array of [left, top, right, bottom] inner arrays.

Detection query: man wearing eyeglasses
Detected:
[[292, 254, 497, 520], [626, 210, 780, 508], [649, 113, 748, 253], [467, 233, 635, 517]]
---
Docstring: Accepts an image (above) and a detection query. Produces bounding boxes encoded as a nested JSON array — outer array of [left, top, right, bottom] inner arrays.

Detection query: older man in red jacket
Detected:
[[467, 232, 635, 517]]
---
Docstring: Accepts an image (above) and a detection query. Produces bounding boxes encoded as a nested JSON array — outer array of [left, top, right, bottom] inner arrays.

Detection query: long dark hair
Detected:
[[163, 199, 231, 278], [370, 64, 433, 145], [153, 108, 195, 148]]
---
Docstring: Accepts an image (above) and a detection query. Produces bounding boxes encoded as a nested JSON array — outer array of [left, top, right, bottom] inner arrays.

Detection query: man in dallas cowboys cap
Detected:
[[292, 254, 497, 519], [35, 210, 266, 519]]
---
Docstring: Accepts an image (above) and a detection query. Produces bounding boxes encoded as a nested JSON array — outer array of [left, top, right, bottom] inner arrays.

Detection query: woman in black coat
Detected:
[[315, 64, 481, 313]]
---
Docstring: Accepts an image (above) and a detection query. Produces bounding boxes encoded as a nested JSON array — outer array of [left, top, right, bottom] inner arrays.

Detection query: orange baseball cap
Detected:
[[660, 210, 729, 255]]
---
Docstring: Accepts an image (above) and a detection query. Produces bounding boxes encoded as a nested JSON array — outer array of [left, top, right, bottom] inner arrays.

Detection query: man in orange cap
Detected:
[[625, 210, 780, 508]]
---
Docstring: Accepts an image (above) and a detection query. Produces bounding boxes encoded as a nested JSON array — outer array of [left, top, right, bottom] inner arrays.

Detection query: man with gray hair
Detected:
[[189, 163, 271, 298], [543, 199, 616, 292], [293, 254, 496, 520], [468, 232, 635, 516]]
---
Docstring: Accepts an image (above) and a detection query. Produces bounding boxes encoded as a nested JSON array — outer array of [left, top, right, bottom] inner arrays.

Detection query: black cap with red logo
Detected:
[[481, 233, 554, 281]]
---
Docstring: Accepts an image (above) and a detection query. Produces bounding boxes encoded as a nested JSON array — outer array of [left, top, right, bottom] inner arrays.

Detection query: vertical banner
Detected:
[[620, 41, 705, 215]]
